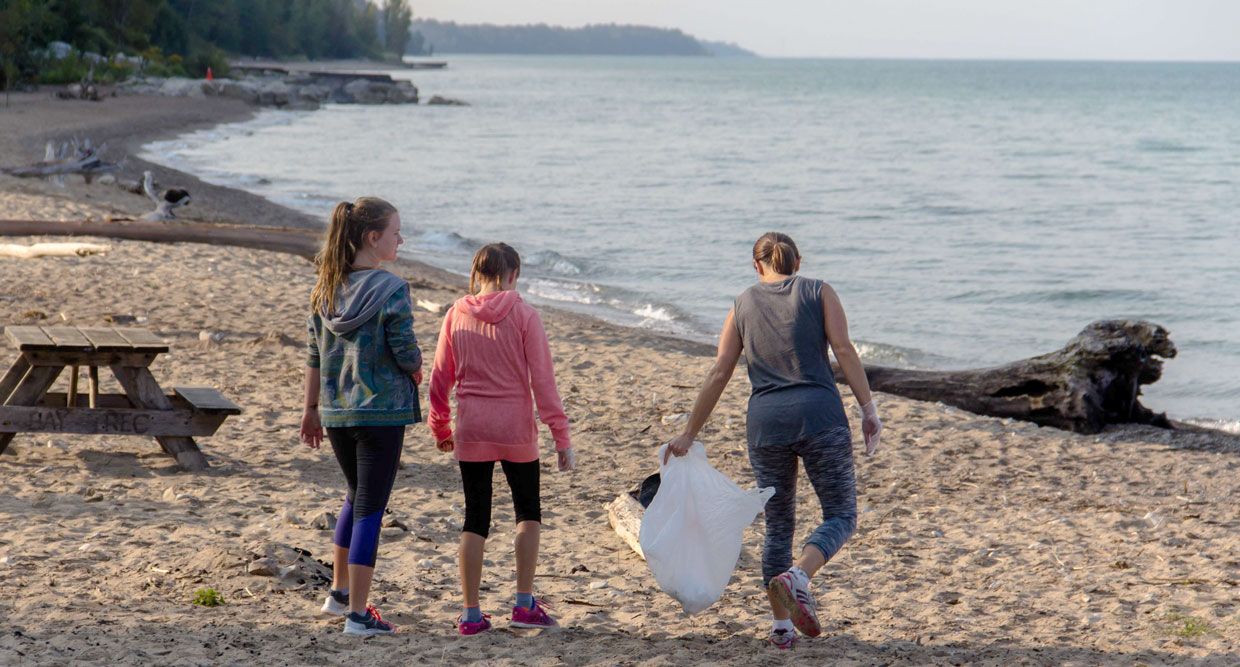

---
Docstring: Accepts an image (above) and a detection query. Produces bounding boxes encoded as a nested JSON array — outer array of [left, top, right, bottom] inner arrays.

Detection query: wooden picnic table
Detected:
[[0, 326, 240, 471]]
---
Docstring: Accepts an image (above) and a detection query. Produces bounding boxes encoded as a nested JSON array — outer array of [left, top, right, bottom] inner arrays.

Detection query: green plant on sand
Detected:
[[192, 587, 224, 607], [1164, 612, 1214, 639]]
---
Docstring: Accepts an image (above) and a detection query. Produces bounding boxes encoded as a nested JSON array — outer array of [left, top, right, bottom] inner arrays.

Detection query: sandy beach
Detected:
[[1, 92, 1238, 666]]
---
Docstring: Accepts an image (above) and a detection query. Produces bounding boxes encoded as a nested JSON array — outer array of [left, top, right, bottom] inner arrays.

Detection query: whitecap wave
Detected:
[[1181, 418, 1240, 435], [631, 304, 676, 322]]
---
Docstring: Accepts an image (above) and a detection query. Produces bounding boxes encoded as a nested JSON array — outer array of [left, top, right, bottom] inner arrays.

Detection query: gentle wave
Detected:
[[1182, 418, 1240, 435], [1135, 138, 1205, 153]]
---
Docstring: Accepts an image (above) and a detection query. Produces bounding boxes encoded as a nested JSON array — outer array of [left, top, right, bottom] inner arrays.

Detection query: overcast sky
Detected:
[[411, 0, 1240, 61]]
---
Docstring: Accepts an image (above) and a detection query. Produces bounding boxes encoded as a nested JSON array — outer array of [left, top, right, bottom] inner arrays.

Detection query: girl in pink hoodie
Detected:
[[429, 242, 575, 635]]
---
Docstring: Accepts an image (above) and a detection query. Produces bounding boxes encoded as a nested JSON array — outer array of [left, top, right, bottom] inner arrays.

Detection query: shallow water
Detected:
[[142, 56, 1240, 424]]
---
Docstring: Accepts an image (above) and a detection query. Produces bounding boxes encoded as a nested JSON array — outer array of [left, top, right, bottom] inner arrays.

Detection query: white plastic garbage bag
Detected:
[[639, 442, 775, 615]]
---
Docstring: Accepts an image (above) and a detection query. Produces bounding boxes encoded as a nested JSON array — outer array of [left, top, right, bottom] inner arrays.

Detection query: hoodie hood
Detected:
[[455, 290, 521, 324], [322, 269, 407, 335]]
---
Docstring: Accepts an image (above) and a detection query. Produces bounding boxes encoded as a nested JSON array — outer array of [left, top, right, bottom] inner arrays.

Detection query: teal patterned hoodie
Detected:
[[307, 269, 422, 427]]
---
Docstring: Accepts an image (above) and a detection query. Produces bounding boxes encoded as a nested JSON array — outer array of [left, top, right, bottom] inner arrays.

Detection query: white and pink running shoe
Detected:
[[769, 627, 798, 650], [768, 571, 821, 637]]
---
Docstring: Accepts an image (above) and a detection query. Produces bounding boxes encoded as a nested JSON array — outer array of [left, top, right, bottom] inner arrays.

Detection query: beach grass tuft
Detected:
[[192, 587, 224, 607], [1164, 612, 1214, 638]]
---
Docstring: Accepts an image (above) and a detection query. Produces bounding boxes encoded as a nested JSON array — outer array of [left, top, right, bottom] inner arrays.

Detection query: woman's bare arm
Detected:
[[821, 283, 872, 405], [823, 283, 883, 454], [300, 366, 323, 449], [664, 309, 744, 462]]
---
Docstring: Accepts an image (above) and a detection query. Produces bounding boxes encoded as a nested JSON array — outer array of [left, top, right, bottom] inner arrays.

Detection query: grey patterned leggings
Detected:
[[747, 425, 857, 586]]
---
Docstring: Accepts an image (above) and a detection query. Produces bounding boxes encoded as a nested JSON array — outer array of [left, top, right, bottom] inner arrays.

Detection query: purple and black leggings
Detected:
[[327, 425, 404, 567]]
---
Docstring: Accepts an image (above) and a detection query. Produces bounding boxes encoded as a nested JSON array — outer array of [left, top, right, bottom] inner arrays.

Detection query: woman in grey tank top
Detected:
[[665, 232, 882, 648]]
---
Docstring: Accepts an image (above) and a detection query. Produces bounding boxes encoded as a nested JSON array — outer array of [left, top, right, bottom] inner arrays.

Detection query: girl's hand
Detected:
[[557, 448, 576, 472], [859, 400, 882, 456], [436, 436, 454, 453], [412, 369, 423, 386], [663, 433, 694, 465], [300, 409, 323, 449]]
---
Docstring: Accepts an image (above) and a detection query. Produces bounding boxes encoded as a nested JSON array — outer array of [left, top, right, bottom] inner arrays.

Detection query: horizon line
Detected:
[[429, 52, 1240, 65]]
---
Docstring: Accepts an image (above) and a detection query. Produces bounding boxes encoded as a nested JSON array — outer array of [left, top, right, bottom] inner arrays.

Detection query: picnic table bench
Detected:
[[0, 326, 240, 471]]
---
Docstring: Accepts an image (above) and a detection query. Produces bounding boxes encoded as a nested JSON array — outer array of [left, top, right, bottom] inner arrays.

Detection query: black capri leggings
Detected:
[[459, 460, 541, 539]]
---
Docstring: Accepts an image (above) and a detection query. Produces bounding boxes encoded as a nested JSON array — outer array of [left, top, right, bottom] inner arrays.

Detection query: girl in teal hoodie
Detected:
[[300, 196, 422, 637]]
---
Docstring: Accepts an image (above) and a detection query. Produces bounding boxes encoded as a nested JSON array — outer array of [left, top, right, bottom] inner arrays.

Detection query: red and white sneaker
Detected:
[[510, 599, 558, 629], [769, 627, 798, 650], [456, 613, 493, 636], [768, 571, 821, 637]]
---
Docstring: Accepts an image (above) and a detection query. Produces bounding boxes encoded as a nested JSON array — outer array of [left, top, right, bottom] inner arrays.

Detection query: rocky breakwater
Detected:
[[117, 70, 418, 110]]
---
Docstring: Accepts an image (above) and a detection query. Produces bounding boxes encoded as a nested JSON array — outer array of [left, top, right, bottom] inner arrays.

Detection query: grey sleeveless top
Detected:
[[733, 275, 848, 446]]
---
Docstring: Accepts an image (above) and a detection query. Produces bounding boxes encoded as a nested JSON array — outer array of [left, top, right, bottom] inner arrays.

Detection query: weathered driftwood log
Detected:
[[607, 493, 646, 559], [0, 218, 473, 292], [55, 82, 101, 101], [847, 320, 1176, 434], [0, 242, 110, 258], [0, 218, 322, 258], [2, 141, 120, 183], [607, 473, 661, 559]]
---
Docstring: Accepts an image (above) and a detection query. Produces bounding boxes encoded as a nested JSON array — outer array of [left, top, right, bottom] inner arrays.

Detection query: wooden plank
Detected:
[[24, 350, 157, 368], [113, 328, 169, 352], [173, 387, 242, 415], [0, 365, 62, 456], [0, 357, 30, 404], [4, 326, 55, 351], [0, 405, 227, 437], [78, 327, 136, 352], [110, 366, 208, 471], [41, 327, 93, 350], [38, 392, 134, 409]]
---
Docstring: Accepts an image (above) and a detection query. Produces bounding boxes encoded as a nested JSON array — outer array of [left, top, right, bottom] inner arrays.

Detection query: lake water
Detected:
[[142, 56, 1240, 426]]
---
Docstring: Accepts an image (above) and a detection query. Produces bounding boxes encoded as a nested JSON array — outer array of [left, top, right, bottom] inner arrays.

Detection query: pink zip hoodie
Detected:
[[428, 290, 571, 463]]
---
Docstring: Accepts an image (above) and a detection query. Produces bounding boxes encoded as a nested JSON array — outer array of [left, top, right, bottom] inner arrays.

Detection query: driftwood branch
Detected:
[[607, 473, 661, 559], [0, 242, 110, 258], [847, 320, 1176, 434], [607, 493, 646, 559], [0, 218, 321, 258], [2, 140, 120, 182]]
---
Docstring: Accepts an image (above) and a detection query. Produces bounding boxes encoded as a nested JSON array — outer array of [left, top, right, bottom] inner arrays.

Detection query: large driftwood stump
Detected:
[[851, 320, 1176, 434], [1, 140, 119, 183]]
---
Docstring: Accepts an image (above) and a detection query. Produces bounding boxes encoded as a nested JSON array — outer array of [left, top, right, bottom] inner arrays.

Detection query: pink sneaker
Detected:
[[510, 599, 558, 629], [768, 571, 821, 637], [456, 613, 492, 636]]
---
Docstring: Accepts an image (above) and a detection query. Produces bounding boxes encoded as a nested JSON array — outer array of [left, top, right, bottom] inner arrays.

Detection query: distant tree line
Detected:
[[409, 20, 730, 56], [0, 0, 415, 90]]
